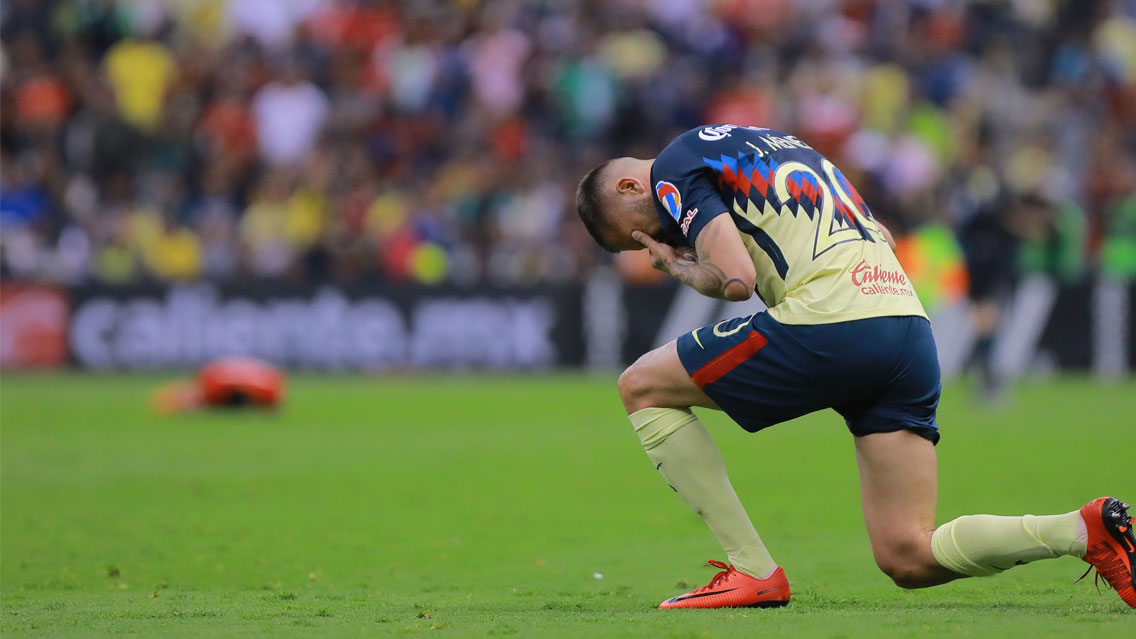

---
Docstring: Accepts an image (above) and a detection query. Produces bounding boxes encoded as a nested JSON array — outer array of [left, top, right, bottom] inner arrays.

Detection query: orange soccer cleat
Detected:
[[658, 560, 790, 609], [1078, 497, 1136, 608]]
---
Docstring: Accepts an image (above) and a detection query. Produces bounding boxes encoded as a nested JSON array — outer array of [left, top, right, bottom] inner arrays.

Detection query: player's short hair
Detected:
[[576, 160, 616, 252]]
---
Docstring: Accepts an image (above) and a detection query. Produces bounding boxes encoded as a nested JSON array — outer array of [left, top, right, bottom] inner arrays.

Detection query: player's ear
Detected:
[[616, 176, 645, 196]]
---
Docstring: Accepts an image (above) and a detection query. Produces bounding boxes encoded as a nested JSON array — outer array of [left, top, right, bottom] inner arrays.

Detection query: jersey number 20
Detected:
[[772, 159, 882, 260]]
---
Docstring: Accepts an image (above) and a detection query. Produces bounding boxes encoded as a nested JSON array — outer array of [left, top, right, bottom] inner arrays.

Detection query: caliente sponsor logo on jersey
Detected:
[[850, 260, 915, 297]]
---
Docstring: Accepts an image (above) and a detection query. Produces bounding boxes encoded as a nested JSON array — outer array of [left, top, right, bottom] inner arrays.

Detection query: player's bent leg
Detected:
[[933, 497, 1136, 609], [617, 340, 788, 608], [617, 339, 718, 414], [856, 431, 1134, 606], [854, 430, 962, 588]]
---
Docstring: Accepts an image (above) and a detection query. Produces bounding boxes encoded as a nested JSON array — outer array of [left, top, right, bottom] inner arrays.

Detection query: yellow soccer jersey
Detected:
[[650, 124, 926, 325]]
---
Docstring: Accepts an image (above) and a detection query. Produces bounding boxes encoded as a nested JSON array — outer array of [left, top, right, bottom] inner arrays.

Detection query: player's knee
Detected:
[[617, 361, 656, 414], [876, 557, 927, 589], [874, 537, 935, 589]]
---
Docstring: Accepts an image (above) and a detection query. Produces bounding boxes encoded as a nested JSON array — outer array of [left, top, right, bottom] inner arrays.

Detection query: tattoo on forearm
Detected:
[[670, 260, 737, 299], [662, 222, 748, 300], [723, 278, 747, 293]]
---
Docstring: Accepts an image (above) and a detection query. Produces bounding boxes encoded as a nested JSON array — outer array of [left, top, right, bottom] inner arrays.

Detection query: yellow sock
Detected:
[[629, 407, 777, 579], [930, 512, 1087, 577]]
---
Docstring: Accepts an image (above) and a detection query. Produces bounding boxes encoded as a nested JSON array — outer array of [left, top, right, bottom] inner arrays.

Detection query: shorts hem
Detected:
[[850, 422, 940, 445]]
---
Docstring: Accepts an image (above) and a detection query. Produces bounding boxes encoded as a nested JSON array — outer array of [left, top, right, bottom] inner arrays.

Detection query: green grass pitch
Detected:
[[2, 373, 1134, 638]]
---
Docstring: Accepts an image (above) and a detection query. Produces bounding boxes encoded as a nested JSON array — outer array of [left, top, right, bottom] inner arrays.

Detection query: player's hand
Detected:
[[632, 231, 694, 274]]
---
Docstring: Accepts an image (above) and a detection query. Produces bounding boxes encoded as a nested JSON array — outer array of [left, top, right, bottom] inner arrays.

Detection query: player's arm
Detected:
[[876, 220, 897, 250], [633, 215, 756, 302]]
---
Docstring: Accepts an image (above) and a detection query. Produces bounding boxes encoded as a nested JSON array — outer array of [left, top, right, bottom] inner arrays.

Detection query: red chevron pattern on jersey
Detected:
[[705, 150, 873, 234]]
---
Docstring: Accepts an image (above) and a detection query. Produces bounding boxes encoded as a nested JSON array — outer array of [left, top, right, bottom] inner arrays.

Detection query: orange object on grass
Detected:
[[153, 357, 285, 414]]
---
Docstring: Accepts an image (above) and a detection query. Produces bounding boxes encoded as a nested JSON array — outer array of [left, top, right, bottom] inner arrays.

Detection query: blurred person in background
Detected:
[[952, 121, 1018, 401], [251, 57, 328, 168]]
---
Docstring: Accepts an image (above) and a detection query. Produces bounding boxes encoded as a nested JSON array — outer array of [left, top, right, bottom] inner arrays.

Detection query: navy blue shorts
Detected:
[[676, 313, 941, 444]]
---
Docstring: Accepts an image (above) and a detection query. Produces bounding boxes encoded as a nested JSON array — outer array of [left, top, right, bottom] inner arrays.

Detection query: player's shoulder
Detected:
[[657, 124, 788, 166]]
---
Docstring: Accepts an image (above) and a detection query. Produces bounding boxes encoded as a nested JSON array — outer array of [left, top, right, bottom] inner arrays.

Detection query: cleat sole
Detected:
[[1081, 497, 1136, 608], [743, 600, 790, 609]]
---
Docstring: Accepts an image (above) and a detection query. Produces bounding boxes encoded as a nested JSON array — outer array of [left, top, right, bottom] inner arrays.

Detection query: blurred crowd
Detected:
[[1, 0, 1134, 287]]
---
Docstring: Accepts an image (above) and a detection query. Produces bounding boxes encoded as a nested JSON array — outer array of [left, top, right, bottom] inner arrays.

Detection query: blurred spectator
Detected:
[[103, 27, 173, 131], [251, 60, 328, 167]]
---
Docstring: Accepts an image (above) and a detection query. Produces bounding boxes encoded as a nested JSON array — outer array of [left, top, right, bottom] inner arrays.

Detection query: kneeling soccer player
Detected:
[[575, 123, 1134, 610]]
